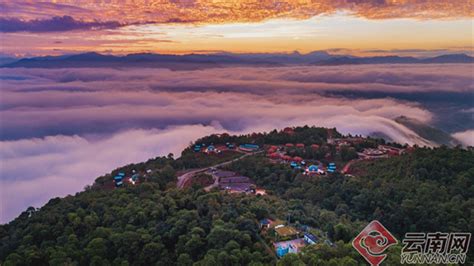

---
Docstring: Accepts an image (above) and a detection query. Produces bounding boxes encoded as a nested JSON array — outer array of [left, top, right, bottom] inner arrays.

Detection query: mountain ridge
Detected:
[[394, 116, 461, 147], [2, 52, 472, 69], [1, 125, 473, 265]]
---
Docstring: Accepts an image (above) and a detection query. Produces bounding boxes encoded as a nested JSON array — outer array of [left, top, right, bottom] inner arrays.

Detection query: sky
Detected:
[[0, 0, 473, 56], [0, 1, 473, 223]]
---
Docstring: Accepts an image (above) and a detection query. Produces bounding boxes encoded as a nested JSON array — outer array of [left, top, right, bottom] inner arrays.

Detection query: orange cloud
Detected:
[[2, 0, 472, 27]]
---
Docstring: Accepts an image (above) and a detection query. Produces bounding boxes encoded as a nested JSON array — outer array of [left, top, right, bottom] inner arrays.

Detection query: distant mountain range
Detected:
[[1, 51, 472, 69], [0, 56, 19, 66]]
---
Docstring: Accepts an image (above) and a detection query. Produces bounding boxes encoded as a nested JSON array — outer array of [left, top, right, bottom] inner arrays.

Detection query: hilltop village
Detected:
[[107, 127, 409, 191], [96, 126, 411, 258], [4, 125, 473, 265]]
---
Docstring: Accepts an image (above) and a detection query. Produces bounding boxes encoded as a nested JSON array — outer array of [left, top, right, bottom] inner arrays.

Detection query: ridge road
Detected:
[[176, 150, 263, 189]]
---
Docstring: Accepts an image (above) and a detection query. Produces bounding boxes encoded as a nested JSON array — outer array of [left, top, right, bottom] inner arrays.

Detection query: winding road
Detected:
[[176, 150, 263, 189]]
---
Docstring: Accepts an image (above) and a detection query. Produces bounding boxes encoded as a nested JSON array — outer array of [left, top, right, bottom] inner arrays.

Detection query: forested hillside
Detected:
[[0, 186, 279, 265], [225, 147, 474, 238], [1, 127, 472, 265]]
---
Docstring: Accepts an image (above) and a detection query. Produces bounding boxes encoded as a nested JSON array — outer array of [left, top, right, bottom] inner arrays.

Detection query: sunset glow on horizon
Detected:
[[1, 0, 472, 56]]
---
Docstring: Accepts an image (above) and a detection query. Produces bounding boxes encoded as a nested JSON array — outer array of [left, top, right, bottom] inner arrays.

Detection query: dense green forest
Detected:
[[1, 186, 279, 265], [225, 147, 474, 239], [1, 127, 473, 265]]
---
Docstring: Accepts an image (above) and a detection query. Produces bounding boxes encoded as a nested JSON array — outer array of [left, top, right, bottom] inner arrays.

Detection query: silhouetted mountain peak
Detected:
[[2, 51, 473, 68], [421, 53, 473, 63]]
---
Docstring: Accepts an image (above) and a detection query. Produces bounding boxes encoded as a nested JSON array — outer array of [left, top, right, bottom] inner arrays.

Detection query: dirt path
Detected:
[[204, 172, 220, 192], [341, 159, 359, 174]]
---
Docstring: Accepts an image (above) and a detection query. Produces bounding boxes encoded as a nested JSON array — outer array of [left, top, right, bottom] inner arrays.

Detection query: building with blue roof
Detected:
[[327, 163, 336, 173], [304, 233, 318, 245], [239, 144, 260, 152], [205, 145, 217, 153], [243, 144, 259, 149], [114, 173, 125, 187], [275, 245, 298, 257], [274, 239, 304, 257], [276, 246, 289, 257], [193, 144, 202, 152], [308, 165, 318, 172], [259, 218, 273, 229], [131, 174, 139, 182]]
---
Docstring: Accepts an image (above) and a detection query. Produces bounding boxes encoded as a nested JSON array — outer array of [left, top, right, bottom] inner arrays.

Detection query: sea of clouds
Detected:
[[1, 64, 473, 223]]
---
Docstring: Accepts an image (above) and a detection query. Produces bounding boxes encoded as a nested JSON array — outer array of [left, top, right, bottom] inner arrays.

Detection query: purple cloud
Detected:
[[0, 125, 223, 223], [2, 64, 472, 141], [0, 16, 122, 32], [452, 130, 474, 146], [0, 63, 472, 223]]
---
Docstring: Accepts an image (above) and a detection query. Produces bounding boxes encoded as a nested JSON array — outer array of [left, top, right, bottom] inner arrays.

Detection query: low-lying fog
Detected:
[[1, 64, 473, 223]]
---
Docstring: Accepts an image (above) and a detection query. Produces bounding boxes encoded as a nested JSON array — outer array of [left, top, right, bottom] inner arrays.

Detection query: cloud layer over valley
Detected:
[[1, 64, 472, 223]]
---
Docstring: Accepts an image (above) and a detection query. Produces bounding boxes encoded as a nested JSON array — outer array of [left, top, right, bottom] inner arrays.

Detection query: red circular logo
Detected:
[[352, 220, 398, 266]]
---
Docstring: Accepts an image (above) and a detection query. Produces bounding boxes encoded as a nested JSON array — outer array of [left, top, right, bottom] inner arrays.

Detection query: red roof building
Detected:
[[215, 144, 227, 151], [387, 149, 400, 156], [311, 144, 320, 150], [267, 148, 276, 153], [283, 127, 294, 135], [293, 156, 303, 162], [267, 145, 278, 153], [285, 143, 294, 148], [296, 143, 305, 148], [268, 152, 281, 159]]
